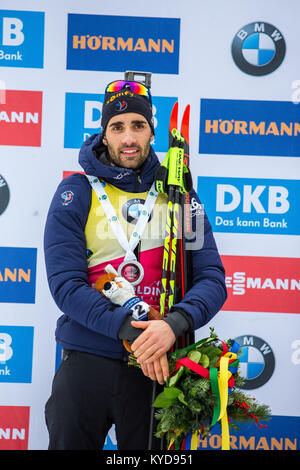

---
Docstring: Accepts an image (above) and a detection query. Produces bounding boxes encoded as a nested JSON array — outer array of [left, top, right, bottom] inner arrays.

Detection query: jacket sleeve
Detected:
[[171, 189, 227, 330], [43, 173, 131, 340]]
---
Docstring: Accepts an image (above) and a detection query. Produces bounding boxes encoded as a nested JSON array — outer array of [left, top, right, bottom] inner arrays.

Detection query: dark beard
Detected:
[[106, 139, 151, 169]]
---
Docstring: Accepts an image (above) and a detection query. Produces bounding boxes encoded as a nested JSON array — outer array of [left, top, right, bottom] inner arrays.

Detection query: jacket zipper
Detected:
[[134, 172, 142, 192]]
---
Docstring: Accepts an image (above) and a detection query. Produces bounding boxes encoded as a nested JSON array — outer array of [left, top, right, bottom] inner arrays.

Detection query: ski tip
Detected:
[[169, 102, 179, 147], [180, 104, 190, 143], [169, 101, 179, 130], [182, 104, 190, 121], [172, 101, 179, 113]]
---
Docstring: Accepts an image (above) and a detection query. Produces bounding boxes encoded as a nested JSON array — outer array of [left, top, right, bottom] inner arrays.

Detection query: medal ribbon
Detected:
[[86, 175, 158, 261]]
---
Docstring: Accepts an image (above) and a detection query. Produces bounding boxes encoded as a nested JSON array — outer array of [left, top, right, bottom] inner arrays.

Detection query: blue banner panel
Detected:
[[199, 99, 300, 157], [0, 10, 44, 68], [197, 176, 300, 235], [194, 415, 300, 451], [0, 247, 37, 303], [0, 326, 34, 383], [66, 14, 180, 74]]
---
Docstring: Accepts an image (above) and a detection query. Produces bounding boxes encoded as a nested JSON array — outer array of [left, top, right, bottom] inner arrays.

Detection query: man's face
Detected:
[[102, 113, 154, 169]]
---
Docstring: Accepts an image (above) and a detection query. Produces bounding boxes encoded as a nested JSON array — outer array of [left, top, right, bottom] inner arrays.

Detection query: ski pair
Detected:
[[148, 103, 195, 451], [170, 103, 195, 349], [155, 102, 193, 321]]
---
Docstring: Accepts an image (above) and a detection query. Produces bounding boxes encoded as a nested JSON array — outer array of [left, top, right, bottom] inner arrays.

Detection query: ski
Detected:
[[168, 102, 195, 347], [179, 104, 195, 347], [166, 103, 194, 451], [148, 102, 194, 450], [169, 101, 178, 147]]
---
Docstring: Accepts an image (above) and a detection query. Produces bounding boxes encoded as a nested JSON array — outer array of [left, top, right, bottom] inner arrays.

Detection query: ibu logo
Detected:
[[0, 10, 44, 68], [197, 177, 300, 235], [64, 92, 176, 153], [66, 14, 180, 74], [0, 326, 34, 383]]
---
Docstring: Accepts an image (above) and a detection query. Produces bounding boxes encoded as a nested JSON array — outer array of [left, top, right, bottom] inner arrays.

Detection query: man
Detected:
[[44, 79, 227, 450]]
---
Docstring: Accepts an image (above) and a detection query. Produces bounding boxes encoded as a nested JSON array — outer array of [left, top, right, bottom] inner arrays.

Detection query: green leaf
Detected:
[[153, 387, 183, 408], [188, 350, 201, 363], [164, 387, 181, 399], [168, 366, 184, 387], [152, 392, 174, 408], [177, 391, 188, 406]]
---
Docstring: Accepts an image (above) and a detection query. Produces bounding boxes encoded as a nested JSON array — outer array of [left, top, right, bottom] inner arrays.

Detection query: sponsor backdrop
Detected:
[[0, 0, 299, 451]]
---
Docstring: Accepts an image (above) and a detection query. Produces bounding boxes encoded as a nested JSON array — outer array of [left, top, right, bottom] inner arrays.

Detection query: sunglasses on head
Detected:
[[105, 80, 152, 104]]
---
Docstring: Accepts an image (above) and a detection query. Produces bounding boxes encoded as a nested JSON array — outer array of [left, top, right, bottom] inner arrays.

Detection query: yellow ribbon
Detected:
[[168, 438, 175, 450], [217, 352, 238, 450], [190, 431, 199, 450], [218, 356, 231, 450]]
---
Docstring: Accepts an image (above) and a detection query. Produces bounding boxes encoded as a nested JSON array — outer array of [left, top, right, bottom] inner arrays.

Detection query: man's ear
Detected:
[[102, 134, 107, 146], [150, 133, 154, 143]]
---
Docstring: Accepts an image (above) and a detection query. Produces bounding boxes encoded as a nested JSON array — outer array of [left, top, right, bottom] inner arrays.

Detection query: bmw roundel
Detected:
[[122, 198, 154, 225], [231, 22, 286, 76], [0, 174, 10, 216], [234, 335, 275, 389]]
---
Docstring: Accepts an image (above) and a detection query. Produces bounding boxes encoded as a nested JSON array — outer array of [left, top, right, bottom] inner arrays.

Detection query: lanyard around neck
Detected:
[[86, 175, 158, 261]]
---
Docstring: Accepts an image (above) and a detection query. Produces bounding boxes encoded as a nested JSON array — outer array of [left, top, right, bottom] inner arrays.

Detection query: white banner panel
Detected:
[[0, 0, 299, 450]]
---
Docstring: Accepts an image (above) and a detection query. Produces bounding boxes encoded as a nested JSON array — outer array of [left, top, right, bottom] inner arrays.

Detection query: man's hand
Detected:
[[130, 320, 176, 364], [140, 353, 169, 385]]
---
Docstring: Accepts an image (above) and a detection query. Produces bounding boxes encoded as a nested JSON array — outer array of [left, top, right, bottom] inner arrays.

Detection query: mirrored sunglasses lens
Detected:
[[106, 81, 149, 97], [106, 81, 124, 92]]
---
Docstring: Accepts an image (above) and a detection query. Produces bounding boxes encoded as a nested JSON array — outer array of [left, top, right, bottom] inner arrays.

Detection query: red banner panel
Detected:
[[0, 90, 42, 146], [221, 255, 300, 314]]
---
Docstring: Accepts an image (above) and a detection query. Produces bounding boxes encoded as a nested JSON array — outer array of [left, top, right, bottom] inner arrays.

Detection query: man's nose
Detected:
[[121, 129, 137, 146]]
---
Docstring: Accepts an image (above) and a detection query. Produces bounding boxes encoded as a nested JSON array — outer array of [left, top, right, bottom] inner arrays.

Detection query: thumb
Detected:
[[131, 320, 149, 329]]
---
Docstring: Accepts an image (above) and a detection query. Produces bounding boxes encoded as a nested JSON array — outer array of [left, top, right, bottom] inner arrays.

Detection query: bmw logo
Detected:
[[122, 198, 153, 225], [234, 335, 275, 389], [0, 174, 10, 216], [231, 22, 286, 76]]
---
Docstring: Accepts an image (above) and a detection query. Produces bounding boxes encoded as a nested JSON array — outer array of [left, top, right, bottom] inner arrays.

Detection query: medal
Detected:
[[86, 175, 158, 286], [118, 259, 144, 286]]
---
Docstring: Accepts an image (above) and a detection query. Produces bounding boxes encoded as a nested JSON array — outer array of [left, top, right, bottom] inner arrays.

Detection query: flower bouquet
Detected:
[[129, 328, 271, 450]]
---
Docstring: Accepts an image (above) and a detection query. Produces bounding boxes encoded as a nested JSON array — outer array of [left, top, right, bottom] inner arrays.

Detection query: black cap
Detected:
[[101, 86, 154, 135]]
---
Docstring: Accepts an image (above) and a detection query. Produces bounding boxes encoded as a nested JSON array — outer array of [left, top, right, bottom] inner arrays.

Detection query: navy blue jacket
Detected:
[[44, 133, 227, 359]]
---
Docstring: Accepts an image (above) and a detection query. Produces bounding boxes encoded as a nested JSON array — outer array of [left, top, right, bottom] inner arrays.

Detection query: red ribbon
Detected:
[[173, 357, 210, 379], [171, 353, 235, 388]]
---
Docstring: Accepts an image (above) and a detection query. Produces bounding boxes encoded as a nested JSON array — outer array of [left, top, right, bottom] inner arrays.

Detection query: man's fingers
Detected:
[[160, 354, 169, 381], [138, 346, 166, 365], [134, 341, 157, 362], [144, 362, 156, 382], [130, 325, 151, 352], [141, 363, 149, 378], [140, 354, 169, 385], [131, 320, 149, 330], [153, 360, 164, 385], [131, 321, 176, 360]]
